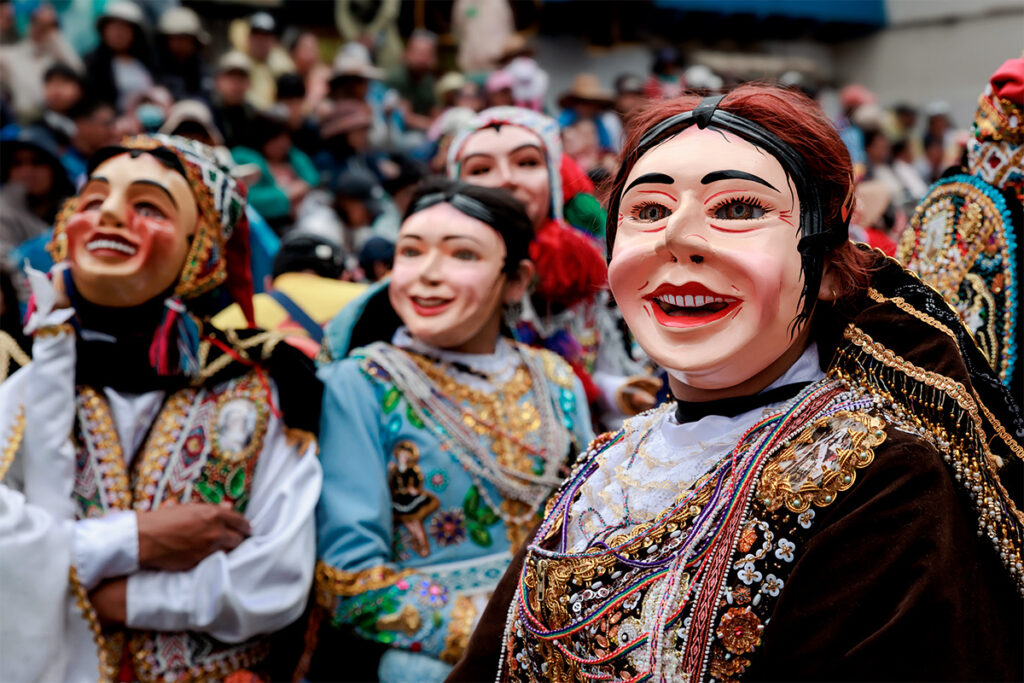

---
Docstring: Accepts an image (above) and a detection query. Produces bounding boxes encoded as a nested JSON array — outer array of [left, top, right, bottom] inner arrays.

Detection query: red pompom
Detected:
[[529, 219, 607, 308], [560, 154, 595, 201]]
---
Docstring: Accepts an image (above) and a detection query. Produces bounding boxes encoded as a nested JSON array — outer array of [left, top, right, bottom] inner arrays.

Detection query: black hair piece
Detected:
[[404, 178, 533, 278], [606, 95, 850, 331]]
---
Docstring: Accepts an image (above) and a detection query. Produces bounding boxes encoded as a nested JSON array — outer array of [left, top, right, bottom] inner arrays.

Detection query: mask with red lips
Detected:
[[65, 152, 199, 308], [609, 125, 823, 391]]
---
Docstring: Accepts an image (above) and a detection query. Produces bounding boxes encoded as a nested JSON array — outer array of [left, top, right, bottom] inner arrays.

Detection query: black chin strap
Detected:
[[674, 381, 811, 424]]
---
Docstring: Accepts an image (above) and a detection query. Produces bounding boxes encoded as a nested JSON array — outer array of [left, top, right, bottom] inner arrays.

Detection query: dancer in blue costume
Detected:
[[315, 178, 593, 682]]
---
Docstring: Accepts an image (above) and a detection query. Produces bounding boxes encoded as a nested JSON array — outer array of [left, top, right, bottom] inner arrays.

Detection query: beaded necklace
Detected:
[[362, 341, 571, 527]]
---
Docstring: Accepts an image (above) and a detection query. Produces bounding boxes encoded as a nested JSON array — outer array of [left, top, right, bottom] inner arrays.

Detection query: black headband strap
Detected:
[[692, 94, 725, 129], [410, 190, 500, 228]]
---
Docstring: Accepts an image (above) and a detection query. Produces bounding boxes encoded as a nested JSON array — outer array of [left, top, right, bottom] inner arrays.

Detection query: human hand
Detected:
[[89, 578, 127, 625], [137, 503, 251, 572], [616, 376, 663, 415]]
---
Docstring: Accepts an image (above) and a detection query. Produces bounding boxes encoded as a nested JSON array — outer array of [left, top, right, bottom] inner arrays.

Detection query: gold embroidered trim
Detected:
[[34, 323, 74, 338], [314, 561, 414, 607], [865, 288, 1023, 463], [837, 324, 1024, 594], [0, 330, 30, 382], [77, 387, 133, 513], [866, 288, 962, 344], [69, 565, 118, 683], [532, 346, 576, 390], [0, 404, 25, 482], [440, 595, 477, 664], [285, 428, 318, 456], [758, 411, 887, 514], [133, 388, 197, 508]]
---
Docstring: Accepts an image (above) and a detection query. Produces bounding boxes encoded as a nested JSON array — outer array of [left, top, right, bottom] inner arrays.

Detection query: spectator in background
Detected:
[[61, 98, 116, 186], [122, 86, 174, 135], [0, 3, 82, 121], [644, 46, 684, 100], [276, 73, 321, 157], [245, 12, 295, 109], [453, 0, 514, 73], [0, 125, 74, 257], [918, 133, 946, 184], [890, 102, 919, 156], [213, 231, 365, 358], [211, 51, 257, 149], [614, 74, 647, 126], [160, 99, 225, 148], [484, 69, 515, 108], [33, 63, 84, 147], [82, 1, 155, 113], [358, 235, 394, 282], [331, 166, 390, 251], [156, 6, 212, 102], [317, 98, 382, 186], [435, 71, 468, 113], [837, 83, 875, 169], [891, 138, 928, 203], [385, 29, 438, 131], [558, 73, 622, 156], [863, 128, 905, 209], [288, 31, 330, 114], [232, 110, 320, 234], [327, 46, 393, 149], [496, 35, 548, 112]]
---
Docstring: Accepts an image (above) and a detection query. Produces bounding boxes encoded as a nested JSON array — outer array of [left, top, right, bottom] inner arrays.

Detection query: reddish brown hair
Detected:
[[604, 83, 873, 305]]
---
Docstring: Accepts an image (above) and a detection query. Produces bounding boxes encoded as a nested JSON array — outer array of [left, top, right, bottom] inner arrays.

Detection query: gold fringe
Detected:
[[68, 566, 117, 683], [285, 428, 318, 456], [0, 404, 25, 483], [0, 331, 30, 383]]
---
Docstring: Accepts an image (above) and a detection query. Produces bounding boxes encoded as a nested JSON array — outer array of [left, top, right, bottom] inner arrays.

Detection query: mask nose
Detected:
[[663, 193, 712, 264], [98, 190, 129, 230]]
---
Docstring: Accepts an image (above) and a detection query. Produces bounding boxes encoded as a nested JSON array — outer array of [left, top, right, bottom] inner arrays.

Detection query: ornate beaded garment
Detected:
[[499, 256, 1024, 683]]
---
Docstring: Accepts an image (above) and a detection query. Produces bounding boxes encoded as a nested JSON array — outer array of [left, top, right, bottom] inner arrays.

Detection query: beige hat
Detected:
[[558, 73, 614, 109], [160, 100, 225, 147], [97, 0, 146, 31], [218, 50, 252, 76], [158, 7, 209, 44], [331, 49, 385, 81], [435, 71, 467, 102]]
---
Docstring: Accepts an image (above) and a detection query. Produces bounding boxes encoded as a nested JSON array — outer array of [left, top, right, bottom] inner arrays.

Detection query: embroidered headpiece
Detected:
[[967, 57, 1024, 205]]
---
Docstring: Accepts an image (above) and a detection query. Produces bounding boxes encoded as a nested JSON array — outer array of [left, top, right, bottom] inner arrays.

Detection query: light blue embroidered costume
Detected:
[[316, 290, 593, 682]]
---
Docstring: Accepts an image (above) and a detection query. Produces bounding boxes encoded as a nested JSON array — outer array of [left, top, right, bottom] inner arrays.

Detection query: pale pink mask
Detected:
[[389, 202, 510, 353], [608, 126, 808, 390]]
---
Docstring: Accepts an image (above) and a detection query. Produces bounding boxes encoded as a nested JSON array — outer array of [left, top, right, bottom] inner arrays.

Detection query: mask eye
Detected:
[[712, 198, 767, 221], [80, 198, 103, 211], [452, 249, 479, 261], [631, 201, 671, 223], [135, 202, 167, 220]]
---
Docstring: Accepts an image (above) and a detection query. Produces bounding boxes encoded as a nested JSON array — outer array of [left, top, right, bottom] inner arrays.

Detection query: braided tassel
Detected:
[[148, 297, 201, 376]]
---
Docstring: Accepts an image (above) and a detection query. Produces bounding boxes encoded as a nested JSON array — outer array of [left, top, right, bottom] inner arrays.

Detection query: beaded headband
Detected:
[[607, 94, 851, 328]]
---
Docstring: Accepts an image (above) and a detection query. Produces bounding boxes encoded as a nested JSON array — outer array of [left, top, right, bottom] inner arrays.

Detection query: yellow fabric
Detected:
[[212, 273, 367, 336]]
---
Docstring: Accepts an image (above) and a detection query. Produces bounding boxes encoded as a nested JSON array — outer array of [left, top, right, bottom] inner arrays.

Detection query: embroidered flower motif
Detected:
[[429, 509, 466, 547], [737, 562, 762, 585], [774, 538, 795, 562], [428, 469, 448, 492], [716, 607, 763, 655], [417, 579, 449, 607], [710, 650, 751, 681], [761, 574, 784, 597], [738, 522, 758, 553], [731, 586, 751, 605], [797, 509, 815, 529]]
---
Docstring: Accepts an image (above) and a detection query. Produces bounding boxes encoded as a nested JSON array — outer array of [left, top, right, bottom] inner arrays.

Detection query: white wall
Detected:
[[834, 5, 1024, 126]]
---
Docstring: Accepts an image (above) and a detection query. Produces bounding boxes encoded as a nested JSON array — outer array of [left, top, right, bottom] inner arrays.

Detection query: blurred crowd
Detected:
[[0, 0, 972, 349]]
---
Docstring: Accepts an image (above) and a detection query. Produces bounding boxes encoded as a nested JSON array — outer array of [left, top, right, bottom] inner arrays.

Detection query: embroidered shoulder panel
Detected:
[[757, 411, 887, 514]]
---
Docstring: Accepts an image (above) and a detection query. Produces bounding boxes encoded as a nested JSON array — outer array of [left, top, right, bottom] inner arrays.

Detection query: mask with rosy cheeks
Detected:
[[456, 126, 552, 231], [66, 152, 198, 307], [389, 203, 513, 354], [608, 126, 814, 391]]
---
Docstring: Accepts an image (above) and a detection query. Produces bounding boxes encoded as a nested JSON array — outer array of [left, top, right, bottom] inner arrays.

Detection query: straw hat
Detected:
[[160, 100, 225, 147], [158, 7, 209, 44], [558, 74, 614, 109], [435, 72, 467, 102], [331, 49, 385, 81]]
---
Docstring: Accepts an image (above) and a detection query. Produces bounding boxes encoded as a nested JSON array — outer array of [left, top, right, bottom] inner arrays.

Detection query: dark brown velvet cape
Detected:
[[447, 255, 1024, 682]]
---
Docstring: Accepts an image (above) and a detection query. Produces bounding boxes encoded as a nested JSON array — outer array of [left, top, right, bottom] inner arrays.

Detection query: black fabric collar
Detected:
[[673, 381, 811, 424]]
